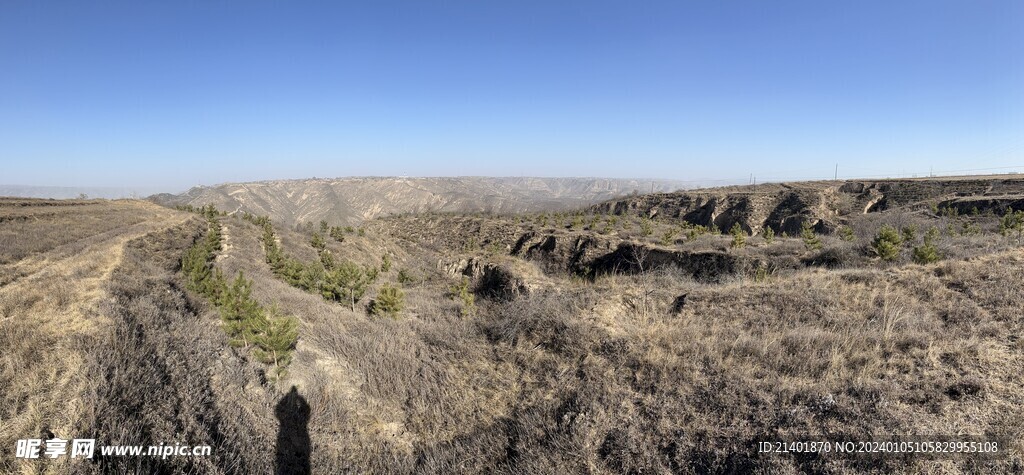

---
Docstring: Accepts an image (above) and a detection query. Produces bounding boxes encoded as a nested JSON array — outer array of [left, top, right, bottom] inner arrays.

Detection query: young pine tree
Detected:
[[253, 310, 298, 376], [912, 227, 942, 264], [801, 221, 822, 251], [370, 284, 404, 318], [872, 224, 903, 261], [1000, 208, 1024, 244], [220, 272, 264, 347], [452, 277, 476, 317], [310, 233, 326, 252], [838, 226, 855, 242], [332, 261, 372, 311], [729, 223, 746, 249]]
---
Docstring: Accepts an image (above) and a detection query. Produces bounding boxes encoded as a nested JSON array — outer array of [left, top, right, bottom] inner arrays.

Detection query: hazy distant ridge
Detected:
[[150, 176, 689, 226], [0, 185, 164, 200]]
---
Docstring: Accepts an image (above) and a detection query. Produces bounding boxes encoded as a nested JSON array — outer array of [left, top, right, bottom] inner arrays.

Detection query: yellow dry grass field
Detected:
[[0, 199, 189, 474]]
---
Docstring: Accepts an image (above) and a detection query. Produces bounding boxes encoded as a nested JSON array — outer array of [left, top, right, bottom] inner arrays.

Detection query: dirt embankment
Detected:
[[591, 177, 1024, 235]]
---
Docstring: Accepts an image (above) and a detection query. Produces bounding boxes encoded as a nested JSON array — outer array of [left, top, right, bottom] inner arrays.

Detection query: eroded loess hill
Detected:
[[199, 176, 1022, 473], [4, 178, 1023, 473], [150, 176, 689, 227], [591, 176, 1024, 235]]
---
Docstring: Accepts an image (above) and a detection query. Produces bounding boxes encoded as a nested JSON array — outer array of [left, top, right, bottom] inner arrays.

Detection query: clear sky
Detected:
[[1, 1, 1022, 192]]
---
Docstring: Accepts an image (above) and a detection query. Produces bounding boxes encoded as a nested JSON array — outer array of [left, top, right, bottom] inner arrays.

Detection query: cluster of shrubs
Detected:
[[245, 214, 404, 316], [870, 224, 942, 264], [175, 204, 226, 216], [182, 207, 298, 377], [312, 219, 354, 243]]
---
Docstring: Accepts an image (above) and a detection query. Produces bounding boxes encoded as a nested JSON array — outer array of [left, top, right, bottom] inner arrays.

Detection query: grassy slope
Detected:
[[213, 204, 1023, 473], [0, 200, 191, 473], [2, 192, 1022, 474]]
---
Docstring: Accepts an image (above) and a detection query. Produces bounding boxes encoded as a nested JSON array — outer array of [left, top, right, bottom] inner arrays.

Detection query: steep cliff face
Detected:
[[150, 177, 690, 226], [591, 177, 1024, 235]]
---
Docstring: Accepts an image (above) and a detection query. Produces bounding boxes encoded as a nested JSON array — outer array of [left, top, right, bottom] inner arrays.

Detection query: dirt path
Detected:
[[0, 200, 193, 473]]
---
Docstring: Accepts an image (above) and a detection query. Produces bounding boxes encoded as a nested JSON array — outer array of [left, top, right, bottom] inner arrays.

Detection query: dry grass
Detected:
[[71, 220, 277, 474], [206, 206, 1023, 473], [3, 195, 1022, 473], [0, 199, 189, 474]]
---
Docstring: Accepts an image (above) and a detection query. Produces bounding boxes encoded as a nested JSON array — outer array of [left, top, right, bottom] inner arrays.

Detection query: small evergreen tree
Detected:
[[872, 224, 903, 261], [901, 225, 917, 244], [729, 223, 746, 249], [570, 215, 584, 230], [397, 268, 415, 285], [381, 254, 392, 273], [319, 249, 335, 271], [1000, 208, 1024, 244], [328, 261, 373, 310], [659, 228, 678, 246], [451, 277, 476, 317], [310, 232, 326, 252], [329, 226, 345, 242], [801, 221, 822, 251], [912, 227, 942, 264], [838, 225, 854, 241], [220, 272, 263, 347], [370, 284, 404, 318], [253, 311, 298, 376], [640, 217, 653, 237], [762, 226, 775, 244]]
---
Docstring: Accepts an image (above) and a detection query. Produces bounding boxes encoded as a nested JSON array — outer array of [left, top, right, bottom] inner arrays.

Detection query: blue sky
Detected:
[[1, 1, 1021, 192]]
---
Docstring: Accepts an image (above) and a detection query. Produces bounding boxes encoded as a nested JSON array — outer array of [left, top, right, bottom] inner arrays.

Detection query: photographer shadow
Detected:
[[275, 386, 311, 475]]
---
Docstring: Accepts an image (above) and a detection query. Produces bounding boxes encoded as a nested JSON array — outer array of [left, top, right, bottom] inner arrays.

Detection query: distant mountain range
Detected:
[[149, 176, 691, 226], [0, 185, 165, 200]]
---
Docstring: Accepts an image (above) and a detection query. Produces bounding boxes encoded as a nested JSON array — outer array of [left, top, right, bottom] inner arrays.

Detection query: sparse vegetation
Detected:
[[181, 207, 297, 375], [6, 175, 1024, 474], [397, 268, 416, 285], [451, 276, 476, 316], [639, 216, 653, 236]]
